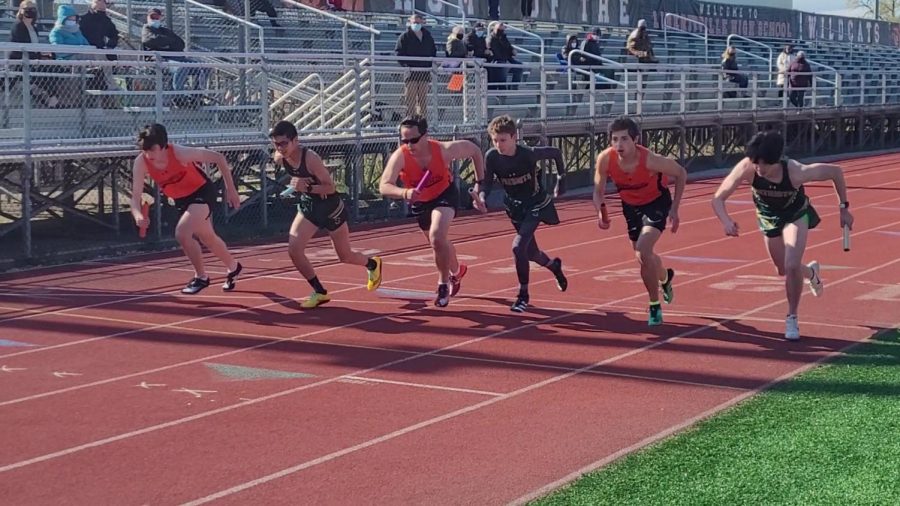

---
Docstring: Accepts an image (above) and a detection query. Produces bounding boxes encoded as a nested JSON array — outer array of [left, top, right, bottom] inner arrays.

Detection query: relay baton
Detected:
[[138, 201, 149, 239], [842, 224, 850, 252], [415, 170, 431, 193], [280, 186, 296, 198], [600, 203, 610, 225]]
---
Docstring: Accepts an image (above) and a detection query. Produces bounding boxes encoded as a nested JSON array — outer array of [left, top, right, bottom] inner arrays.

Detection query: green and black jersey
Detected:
[[750, 159, 820, 238]]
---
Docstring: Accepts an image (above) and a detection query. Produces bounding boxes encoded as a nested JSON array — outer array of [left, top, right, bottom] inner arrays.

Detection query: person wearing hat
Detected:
[[141, 8, 209, 105], [465, 21, 490, 60], [626, 19, 657, 64]]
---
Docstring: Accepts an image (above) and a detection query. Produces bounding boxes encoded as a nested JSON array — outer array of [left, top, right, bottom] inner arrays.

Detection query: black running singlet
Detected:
[[483, 145, 562, 200]]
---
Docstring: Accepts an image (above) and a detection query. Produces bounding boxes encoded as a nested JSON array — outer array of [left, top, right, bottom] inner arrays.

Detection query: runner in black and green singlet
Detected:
[[712, 130, 854, 341], [750, 158, 821, 238]]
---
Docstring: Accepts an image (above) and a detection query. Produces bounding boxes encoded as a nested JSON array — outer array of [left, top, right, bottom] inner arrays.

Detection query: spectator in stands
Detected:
[[9, 0, 44, 60], [48, 5, 91, 60], [446, 25, 467, 58], [581, 27, 615, 88], [80, 0, 119, 61], [465, 21, 490, 60], [560, 34, 580, 63], [788, 50, 812, 108], [777, 44, 794, 98], [9, 0, 59, 107], [487, 21, 523, 91], [626, 19, 657, 64], [142, 7, 210, 106], [721, 46, 748, 96], [395, 13, 436, 117]]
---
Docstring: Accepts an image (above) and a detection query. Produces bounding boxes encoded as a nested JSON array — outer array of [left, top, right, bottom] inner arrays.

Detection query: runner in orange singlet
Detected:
[[130, 123, 243, 295], [594, 117, 687, 326], [379, 116, 487, 307]]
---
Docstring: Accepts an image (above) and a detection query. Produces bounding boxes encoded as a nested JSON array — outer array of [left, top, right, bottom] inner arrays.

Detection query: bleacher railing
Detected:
[[281, 0, 380, 65], [726, 34, 774, 83], [1, 43, 896, 155], [184, 0, 265, 54], [663, 13, 709, 60]]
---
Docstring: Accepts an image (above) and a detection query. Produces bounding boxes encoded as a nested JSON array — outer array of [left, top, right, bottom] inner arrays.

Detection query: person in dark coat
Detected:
[[465, 21, 490, 60], [9, 0, 59, 107], [788, 50, 812, 108], [79, 0, 119, 61], [395, 13, 436, 117], [486, 22, 523, 91]]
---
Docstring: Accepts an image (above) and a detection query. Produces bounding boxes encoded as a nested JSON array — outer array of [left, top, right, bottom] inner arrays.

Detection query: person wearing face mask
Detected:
[[142, 8, 210, 105], [10, 0, 43, 61], [80, 0, 119, 61], [10, 1, 60, 107], [395, 14, 436, 117], [48, 5, 91, 60], [486, 22, 523, 91], [446, 25, 467, 58], [581, 27, 614, 89], [465, 22, 490, 60], [560, 33, 580, 62]]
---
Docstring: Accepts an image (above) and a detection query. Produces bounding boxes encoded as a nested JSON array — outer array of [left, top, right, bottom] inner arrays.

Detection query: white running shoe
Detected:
[[807, 260, 823, 297], [785, 315, 800, 341]]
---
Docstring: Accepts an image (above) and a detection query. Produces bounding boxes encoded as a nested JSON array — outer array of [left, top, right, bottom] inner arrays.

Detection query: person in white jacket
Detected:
[[777, 44, 794, 98]]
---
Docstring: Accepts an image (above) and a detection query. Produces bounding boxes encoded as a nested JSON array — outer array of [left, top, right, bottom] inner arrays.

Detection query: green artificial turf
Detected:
[[534, 329, 900, 506]]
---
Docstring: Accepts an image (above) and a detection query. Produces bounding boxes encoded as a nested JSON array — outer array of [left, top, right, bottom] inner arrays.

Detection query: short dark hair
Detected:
[[137, 123, 168, 151], [608, 116, 640, 139], [746, 130, 784, 164], [399, 115, 428, 135], [269, 120, 298, 139], [488, 115, 517, 137]]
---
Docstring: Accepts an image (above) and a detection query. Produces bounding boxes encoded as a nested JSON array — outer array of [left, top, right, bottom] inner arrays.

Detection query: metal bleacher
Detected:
[[3, 0, 900, 151]]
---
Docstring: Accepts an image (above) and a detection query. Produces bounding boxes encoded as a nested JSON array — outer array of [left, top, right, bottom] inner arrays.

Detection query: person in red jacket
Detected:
[[130, 123, 243, 294]]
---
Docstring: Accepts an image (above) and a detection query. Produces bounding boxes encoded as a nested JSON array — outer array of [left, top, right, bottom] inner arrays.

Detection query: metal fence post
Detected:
[[154, 57, 164, 239], [350, 62, 363, 223], [22, 52, 33, 259], [260, 60, 270, 229]]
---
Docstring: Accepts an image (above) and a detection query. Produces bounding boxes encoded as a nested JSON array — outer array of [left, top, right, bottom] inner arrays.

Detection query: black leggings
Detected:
[[521, 0, 533, 17], [511, 216, 550, 286]]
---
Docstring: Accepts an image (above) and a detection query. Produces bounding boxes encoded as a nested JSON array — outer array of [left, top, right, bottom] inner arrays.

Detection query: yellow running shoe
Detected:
[[301, 292, 331, 309], [367, 256, 383, 291]]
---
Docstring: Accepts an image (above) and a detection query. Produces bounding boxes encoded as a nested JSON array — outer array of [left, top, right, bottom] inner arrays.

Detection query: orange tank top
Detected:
[[606, 145, 668, 206], [399, 140, 452, 202], [144, 146, 208, 199]]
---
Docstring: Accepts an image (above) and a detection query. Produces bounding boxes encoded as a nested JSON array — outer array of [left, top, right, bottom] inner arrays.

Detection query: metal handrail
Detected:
[[489, 21, 545, 61], [726, 34, 772, 75], [663, 13, 708, 59], [430, 0, 466, 28], [270, 73, 325, 128], [806, 57, 839, 93], [565, 49, 625, 92], [282, 0, 380, 65], [728, 48, 772, 84], [184, 0, 265, 54]]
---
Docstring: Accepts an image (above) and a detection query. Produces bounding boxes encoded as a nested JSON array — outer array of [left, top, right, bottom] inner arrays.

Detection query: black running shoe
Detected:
[[549, 258, 567, 292], [434, 284, 450, 307], [182, 277, 210, 294], [510, 292, 529, 313], [222, 262, 243, 291]]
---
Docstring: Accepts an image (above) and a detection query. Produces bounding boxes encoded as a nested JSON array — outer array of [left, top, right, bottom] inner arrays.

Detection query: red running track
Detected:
[[1, 153, 899, 505]]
